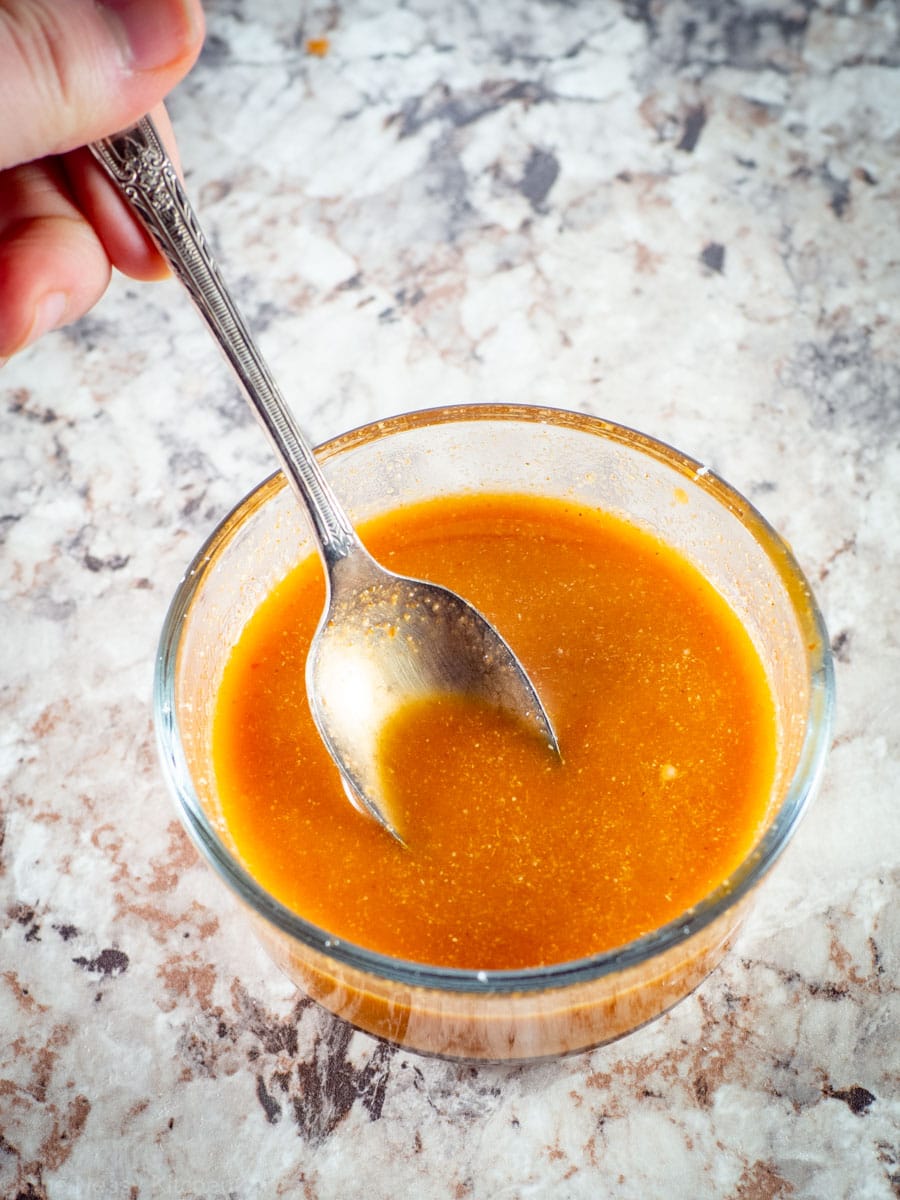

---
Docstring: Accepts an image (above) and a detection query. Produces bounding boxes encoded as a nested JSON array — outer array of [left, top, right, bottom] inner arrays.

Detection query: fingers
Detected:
[[0, 102, 181, 357], [62, 104, 180, 282], [0, 0, 204, 171], [0, 158, 110, 358], [0, 0, 204, 359]]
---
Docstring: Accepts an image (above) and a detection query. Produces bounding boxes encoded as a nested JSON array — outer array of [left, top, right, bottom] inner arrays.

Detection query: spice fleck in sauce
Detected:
[[213, 494, 775, 970]]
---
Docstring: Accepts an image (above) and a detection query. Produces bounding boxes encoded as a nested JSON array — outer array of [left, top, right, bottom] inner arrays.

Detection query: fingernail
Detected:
[[97, 0, 200, 72], [25, 292, 68, 348]]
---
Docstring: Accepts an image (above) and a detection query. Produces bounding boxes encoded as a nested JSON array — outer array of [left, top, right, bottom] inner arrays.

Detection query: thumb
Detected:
[[0, 0, 204, 171]]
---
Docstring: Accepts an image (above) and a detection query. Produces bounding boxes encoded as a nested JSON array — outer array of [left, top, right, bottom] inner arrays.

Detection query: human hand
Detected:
[[0, 0, 205, 360]]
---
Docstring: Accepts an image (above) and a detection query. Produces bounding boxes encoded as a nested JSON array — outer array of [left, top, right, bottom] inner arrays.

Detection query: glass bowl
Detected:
[[155, 404, 834, 1061]]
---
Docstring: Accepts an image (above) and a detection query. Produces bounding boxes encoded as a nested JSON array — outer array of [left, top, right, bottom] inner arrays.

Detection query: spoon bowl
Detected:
[[312, 549, 558, 839], [89, 116, 556, 839]]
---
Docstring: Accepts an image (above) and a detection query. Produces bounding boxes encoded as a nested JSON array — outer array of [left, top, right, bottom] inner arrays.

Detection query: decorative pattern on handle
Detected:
[[89, 117, 357, 562]]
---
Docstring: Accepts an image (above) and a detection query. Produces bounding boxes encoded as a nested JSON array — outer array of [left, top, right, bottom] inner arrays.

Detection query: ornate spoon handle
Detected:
[[89, 115, 357, 565]]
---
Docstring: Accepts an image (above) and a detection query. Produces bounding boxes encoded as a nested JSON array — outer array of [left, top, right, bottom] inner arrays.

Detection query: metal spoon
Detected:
[[89, 115, 558, 842]]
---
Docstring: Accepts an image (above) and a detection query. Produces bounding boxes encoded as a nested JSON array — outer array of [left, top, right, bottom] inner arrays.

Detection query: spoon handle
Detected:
[[89, 115, 357, 566]]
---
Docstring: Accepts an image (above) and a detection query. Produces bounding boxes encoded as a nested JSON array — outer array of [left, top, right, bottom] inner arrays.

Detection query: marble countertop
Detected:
[[2, 1, 898, 1195]]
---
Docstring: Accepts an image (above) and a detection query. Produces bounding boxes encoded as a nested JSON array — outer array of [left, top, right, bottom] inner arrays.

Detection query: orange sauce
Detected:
[[212, 494, 775, 970]]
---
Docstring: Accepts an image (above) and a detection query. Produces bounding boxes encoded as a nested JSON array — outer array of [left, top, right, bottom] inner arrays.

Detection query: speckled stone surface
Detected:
[[2, 1, 899, 1196]]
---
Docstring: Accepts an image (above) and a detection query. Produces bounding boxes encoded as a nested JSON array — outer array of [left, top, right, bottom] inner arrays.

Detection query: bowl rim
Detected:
[[154, 402, 835, 994]]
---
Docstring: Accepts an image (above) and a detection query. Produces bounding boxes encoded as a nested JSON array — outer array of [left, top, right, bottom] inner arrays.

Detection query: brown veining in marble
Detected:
[[38, 1094, 91, 1172], [729, 1160, 796, 1199], [633, 241, 664, 274], [0, 1010, 86, 1196], [146, 821, 198, 894], [157, 952, 218, 1013], [29, 700, 73, 740], [90, 823, 132, 885], [117, 896, 219, 942], [2, 971, 49, 1016]]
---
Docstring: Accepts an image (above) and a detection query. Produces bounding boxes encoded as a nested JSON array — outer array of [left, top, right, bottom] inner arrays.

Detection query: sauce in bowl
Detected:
[[212, 492, 775, 969]]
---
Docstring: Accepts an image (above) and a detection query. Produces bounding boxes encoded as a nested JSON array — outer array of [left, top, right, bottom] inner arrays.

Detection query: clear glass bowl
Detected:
[[155, 404, 834, 1061]]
